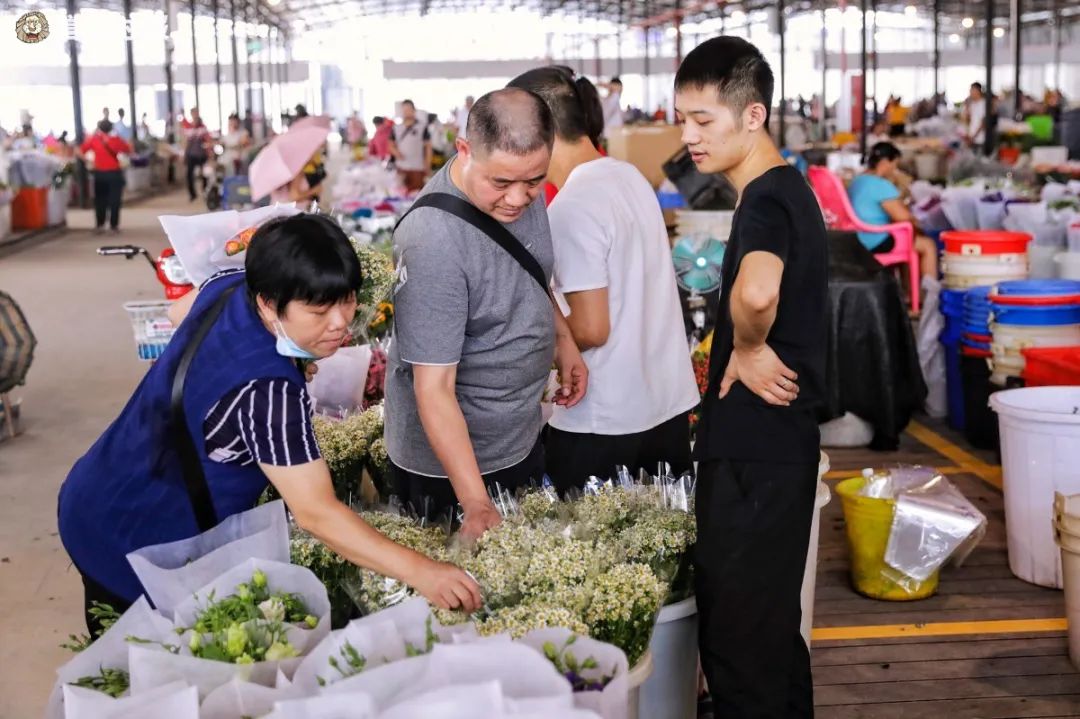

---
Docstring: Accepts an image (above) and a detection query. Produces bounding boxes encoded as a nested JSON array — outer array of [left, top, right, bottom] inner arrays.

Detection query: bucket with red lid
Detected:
[[942, 230, 1033, 256]]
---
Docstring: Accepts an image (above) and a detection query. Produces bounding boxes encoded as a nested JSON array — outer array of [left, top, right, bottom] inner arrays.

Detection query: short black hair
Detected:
[[508, 66, 604, 146], [610, 76, 622, 85], [98, 120, 113, 133], [675, 36, 775, 127], [466, 87, 554, 157], [402, 99, 415, 109], [971, 82, 983, 92], [245, 213, 362, 317], [373, 115, 385, 125], [866, 141, 902, 169]]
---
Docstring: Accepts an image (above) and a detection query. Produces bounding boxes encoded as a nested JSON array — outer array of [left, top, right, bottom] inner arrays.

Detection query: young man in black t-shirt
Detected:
[[675, 37, 827, 718]]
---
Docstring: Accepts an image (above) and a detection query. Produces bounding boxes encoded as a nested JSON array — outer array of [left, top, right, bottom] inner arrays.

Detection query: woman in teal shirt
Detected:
[[848, 142, 938, 280]]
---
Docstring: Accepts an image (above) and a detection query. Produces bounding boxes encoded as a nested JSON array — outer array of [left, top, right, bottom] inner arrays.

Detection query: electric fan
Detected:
[[672, 235, 726, 294]]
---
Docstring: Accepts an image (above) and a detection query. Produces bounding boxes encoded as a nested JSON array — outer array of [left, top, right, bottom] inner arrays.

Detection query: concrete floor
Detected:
[[0, 189, 192, 719]]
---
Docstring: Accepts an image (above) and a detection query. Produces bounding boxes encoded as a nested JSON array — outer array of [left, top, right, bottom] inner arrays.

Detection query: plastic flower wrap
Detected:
[[343, 512, 449, 615]]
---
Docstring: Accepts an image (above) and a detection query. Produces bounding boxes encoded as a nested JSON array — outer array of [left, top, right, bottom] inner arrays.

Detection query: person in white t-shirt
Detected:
[[455, 95, 474, 141], [600, 77, 624, 138], [509, 66, 699, 493], [966, 82, 987, 149]]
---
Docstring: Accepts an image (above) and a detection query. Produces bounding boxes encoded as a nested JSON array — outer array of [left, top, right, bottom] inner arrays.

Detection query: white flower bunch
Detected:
[[583, 563, 667, 666], [476, 604, 589, 639]]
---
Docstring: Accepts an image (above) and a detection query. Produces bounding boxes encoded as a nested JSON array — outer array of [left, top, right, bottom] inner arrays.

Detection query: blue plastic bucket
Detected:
[[994, 279, 1080, 298], [989, 304, 1080, 326]]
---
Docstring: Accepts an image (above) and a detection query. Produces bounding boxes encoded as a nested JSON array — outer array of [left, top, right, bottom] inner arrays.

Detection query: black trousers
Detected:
[[80, 569, 134, 636], [92, 170, 125, 229], [390, 436, 545, 521], [545, 411, 692, 495], [695, 458, 818, 719], [186, 157, 207, 200]]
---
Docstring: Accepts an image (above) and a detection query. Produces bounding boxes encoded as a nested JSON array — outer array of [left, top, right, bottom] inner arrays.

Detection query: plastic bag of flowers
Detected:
[[291, 618, 408, 690], [326, 641, 573, 715], [262, 692, 377, 719], [46, 597, 175, 719], [129, 559, 330, 699], [126, 500, 291, 618], [62, 680, 198, 719], [516, 627, 629, 719], [199, 670, 305, 719]]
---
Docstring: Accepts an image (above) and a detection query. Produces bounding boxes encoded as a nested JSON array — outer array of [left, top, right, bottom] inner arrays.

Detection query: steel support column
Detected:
[[643, 2, 651, 109], [67, 0, 89, 207], [821, 7, 827, 138], [933, 0, 941, 99], [190, 0, 200, 109], [164, 0, 177, 145], [1051, 0, 1061, 91], [256, 14, 266, 126], [859, 0, 868, 155], [870, 0, 877, 118], [778, 0, 786, 148], [244, 2, 254, 121], [674, 0, 682, 66], [213, 0, 223, 130], [230, 0, 241, 115], [1010, 0, 1021, 118], [123, 0, 137, 141], [984, 0, 994, 157]]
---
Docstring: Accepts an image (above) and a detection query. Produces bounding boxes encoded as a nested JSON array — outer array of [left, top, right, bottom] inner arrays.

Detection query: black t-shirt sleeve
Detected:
[[422, 126, 431, 142], [735, 192, 791, 264]]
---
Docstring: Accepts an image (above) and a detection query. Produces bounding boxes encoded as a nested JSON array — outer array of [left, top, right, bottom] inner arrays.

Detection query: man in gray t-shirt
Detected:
[[385, 88, 588, 539]]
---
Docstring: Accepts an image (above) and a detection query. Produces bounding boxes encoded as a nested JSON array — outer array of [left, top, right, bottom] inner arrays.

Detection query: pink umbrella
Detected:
[[248, 122, 329, 201]]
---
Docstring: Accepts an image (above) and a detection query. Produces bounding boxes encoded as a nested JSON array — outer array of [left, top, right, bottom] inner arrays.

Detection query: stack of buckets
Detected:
[[940, 230, 1031, 289], [959, 287, 1001, 448], [988, 280, 1080, 387], [939, 288, 969, 431]]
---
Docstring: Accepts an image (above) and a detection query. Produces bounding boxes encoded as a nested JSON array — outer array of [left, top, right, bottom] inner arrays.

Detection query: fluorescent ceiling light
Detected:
[[948, 33, 960, 43], [993, 26, 1005, 37], [961, 17, 974, 28], [730, 10, 746, 24], [904, 5, 917, 16]]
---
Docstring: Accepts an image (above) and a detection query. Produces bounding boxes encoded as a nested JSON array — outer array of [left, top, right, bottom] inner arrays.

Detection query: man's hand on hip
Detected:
[[719, 344, 799, 407]]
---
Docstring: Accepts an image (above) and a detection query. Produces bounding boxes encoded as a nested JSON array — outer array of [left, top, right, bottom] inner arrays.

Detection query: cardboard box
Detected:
[[606, 125, 685, 189]]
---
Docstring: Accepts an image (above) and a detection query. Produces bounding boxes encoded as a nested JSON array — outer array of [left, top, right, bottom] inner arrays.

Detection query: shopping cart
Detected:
[[123, 300, 175, 361]]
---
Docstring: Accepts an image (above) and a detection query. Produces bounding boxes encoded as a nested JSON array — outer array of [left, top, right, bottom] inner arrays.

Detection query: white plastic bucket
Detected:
[[991, 323, 1080, 358], [626, 651, 655, 719], [1055, 252, 1080, 281], [1029, 244, 1059, 279], [802, 454, 832, 646], [943, 251, 1028, 273], [990, 387, 1080, 588], [639, 599, 698, 719]]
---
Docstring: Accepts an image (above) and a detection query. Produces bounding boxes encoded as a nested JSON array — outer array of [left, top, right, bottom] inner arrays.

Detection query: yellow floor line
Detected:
[[812, 617, 1068, 642], [823, 466, 966, 481], [905, 421, 1003, 489]]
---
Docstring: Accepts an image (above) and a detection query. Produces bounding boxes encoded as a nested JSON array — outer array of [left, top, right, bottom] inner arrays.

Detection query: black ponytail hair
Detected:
[[508, 66, 605, 148]]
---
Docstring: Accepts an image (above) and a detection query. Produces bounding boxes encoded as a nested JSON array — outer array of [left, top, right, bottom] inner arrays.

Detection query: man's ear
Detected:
[[744, 102, 769, 132], [455, 136, 471, 162]]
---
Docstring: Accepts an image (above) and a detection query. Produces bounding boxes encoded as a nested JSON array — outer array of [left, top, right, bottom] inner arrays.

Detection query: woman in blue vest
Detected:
[[58, 214, 481, 632]]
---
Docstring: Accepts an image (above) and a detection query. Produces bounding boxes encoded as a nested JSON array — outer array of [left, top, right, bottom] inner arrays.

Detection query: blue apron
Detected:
[[58, 272, 304, 600]]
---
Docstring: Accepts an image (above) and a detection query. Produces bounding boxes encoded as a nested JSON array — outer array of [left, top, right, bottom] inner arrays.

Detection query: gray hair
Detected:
[[466, 88, 554, 157]]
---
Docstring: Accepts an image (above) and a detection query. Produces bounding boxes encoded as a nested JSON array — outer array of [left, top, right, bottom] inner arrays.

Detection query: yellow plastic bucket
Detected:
[[835, 477, 940, 601]]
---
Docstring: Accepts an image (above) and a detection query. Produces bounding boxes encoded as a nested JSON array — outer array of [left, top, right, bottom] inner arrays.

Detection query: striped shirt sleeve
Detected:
[[230, 379, 321, 467]]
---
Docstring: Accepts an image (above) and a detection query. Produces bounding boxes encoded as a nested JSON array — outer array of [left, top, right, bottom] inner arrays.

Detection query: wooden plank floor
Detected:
[[809, 420, 1080, 717]]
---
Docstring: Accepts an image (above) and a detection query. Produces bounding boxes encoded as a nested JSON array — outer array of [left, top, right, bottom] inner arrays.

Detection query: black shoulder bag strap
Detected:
[[170, 284, 238, 532], [398, 192, 549, 297]]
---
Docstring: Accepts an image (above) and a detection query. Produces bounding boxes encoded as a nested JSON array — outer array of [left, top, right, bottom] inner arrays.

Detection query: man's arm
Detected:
[[550, 289, 589, 407], [424, 141, 433, 173], [388, 138, 402, 162], [412, 364, 499, 538], [562, 289, 610, 351], [719, 250, 798, 406]]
